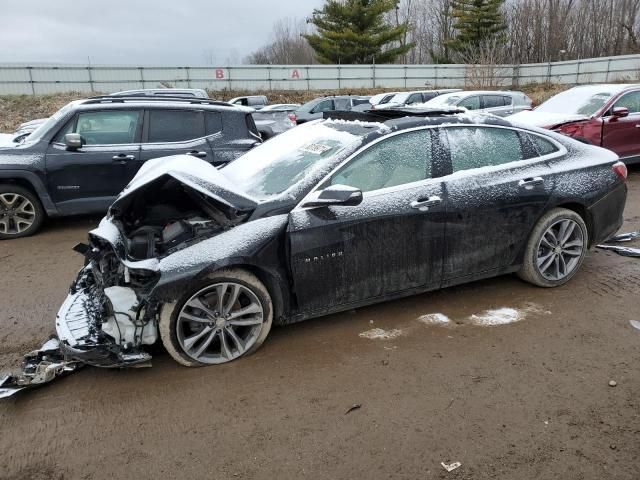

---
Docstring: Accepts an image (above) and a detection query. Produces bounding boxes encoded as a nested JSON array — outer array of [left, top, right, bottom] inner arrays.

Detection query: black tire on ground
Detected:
[[0, 183, 45, 240], [159, 268, 273, 367], [518, 208, 589, 288]]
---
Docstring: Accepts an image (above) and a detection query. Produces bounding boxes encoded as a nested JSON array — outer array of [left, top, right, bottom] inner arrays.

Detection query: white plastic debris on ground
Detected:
[[359, 328, 404, 340]]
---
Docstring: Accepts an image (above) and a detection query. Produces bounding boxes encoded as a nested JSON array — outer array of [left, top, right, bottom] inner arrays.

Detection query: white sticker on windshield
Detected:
[[300, 143, 332, 155]]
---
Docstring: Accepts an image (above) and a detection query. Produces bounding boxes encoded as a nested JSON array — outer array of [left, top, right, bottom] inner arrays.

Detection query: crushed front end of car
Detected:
[[1, 155, 259, 397]]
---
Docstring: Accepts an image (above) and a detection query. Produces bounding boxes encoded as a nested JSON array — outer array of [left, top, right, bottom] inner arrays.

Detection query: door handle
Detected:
[[410, 195, 442, 211], [186, 150, 207, 158], [112, 154, 135, 162], [518, 177, 544, 189]]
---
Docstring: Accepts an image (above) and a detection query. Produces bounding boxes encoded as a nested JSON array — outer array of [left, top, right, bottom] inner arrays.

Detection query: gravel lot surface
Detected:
[[1, 170, 639, 480]]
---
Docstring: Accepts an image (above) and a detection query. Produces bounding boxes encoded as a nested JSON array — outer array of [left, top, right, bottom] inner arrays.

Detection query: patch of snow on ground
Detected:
[[359, 328, 404, 340], [417, 313, 451, 325], [468, 308, 522, 326]]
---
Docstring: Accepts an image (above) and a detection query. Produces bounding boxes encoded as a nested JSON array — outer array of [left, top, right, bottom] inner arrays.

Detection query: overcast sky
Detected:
[[0, 0, 324, 65]]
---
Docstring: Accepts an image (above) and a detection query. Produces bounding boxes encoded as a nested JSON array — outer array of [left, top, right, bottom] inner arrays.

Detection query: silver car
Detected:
[[423, 90, 532, 117]]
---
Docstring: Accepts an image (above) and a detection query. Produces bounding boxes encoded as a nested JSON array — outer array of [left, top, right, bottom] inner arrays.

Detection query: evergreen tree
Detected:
[[304, 0, 414, 64], [447, 0, 507, 54]]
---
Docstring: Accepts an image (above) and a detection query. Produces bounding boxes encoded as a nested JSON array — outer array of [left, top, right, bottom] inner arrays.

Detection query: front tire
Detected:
[[518, 208, 588, 287], [159, 268, 273, 367], [0, 184, 45, 239]]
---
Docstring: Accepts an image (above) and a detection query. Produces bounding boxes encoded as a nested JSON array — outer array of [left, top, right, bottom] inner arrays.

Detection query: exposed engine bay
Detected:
[[1, 161, 256, 397], [111, 175, 249, 260]]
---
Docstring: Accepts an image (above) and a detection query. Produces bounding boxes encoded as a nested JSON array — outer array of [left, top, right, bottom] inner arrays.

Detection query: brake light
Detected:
[[612, 161, 627, 181]]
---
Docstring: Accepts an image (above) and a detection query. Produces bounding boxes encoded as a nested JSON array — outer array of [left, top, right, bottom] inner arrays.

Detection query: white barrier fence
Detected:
[[0, 54, 639, 95]]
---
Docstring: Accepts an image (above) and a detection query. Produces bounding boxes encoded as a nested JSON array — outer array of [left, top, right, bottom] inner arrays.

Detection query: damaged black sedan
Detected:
[[44, 111, 630, 370]]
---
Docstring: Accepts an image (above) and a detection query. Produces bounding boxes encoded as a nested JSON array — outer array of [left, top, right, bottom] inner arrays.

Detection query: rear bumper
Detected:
[[588, 182, 627, 246]]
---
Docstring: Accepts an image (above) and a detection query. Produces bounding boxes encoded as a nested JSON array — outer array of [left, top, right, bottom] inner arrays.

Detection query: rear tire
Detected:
[[0, 184, 45, 239], [518, 208, 588, 287], [159, 268, 273, 367]]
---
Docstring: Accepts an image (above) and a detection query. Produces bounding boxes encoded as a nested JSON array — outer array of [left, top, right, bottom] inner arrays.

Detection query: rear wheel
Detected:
[[159, 269, 273, 367], [518, 208, 588, 287], [0, 184, 45, 239]]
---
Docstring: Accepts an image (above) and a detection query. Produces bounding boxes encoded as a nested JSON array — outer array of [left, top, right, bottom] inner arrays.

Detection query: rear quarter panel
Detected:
[[544, 137, 625, 245]]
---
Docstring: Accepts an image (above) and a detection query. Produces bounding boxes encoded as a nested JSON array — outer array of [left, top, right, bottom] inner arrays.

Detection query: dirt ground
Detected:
[[1, 171, 639, 480]]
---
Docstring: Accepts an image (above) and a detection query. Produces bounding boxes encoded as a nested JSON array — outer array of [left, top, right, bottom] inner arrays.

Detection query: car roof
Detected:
[[76, 96, 253, 113], [566, 83, 640, 94]]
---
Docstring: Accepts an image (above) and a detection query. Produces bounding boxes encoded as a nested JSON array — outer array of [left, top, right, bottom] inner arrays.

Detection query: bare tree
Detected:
[[244, 18, 316, 65]]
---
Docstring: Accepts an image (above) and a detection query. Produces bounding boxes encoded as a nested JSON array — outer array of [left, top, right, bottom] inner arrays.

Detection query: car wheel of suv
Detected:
[[159, 268, 273, 367], [518, 208, 588, 287], [0, 184, 45, 239]]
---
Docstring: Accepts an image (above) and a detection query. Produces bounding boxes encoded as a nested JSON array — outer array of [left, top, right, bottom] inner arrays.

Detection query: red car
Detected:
[[509, 84, 640, 164]]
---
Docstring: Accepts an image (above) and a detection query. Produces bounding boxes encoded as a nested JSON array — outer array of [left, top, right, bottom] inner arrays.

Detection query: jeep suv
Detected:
[[0, 96, 261, 239]]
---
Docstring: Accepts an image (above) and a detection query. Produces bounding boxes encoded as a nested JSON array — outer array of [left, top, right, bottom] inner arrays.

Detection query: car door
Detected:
[[287, 128, 446, 314], [440, 125, 555, 284], [309, 99, 335, 120], [138, 109, 211, 172], [45, 109, 142, 213], [602, 90, 640, 161]]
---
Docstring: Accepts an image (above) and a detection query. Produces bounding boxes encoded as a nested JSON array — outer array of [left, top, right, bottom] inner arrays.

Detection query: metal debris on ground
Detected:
[[0, 337, 82, 399], [596, 244, 640, 257], [345, 403, 362, 415], [441, 461, 462, 472], [609, 230, 640, 242], [597, 230, 640, 257]]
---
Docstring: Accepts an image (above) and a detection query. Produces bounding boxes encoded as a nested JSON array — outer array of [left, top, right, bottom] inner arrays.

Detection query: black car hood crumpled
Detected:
[[110, 154, 258, 213]]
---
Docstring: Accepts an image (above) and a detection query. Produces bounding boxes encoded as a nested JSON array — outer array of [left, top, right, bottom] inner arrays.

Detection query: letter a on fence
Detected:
[[291, 69, 300, 79]]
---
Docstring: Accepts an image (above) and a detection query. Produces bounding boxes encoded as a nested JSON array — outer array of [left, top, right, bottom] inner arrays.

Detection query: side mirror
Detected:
[[64, 133, 83, 150], [612, 107, 629, 118], [302, 184, 363, 208]]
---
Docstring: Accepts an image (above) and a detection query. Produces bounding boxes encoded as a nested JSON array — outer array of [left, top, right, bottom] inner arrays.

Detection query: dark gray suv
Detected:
[[0, 96, 261, 238]]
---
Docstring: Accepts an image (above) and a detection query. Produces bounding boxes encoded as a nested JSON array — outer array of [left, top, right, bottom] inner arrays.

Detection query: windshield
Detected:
[[23, 100, 81, 143], [222, 121, 369, 200], [535, 88, 616, 116]]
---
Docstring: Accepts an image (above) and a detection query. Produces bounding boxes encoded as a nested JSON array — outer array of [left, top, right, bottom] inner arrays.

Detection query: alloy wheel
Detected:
[[0, 193, 37, 235], [176, 282, 265, 364], [536, 218, 585, 281]]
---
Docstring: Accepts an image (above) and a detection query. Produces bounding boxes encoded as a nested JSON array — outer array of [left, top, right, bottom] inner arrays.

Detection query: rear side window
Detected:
[[68, 110, 140, 145], [423, 92, 438, 102], [446, 127, 524, 172], [529, 134, 559, 156], [148, 110, 204, 143], [205, 112, 222, 135], [328, 130, 432, 192], [458, 96, 481, 110]]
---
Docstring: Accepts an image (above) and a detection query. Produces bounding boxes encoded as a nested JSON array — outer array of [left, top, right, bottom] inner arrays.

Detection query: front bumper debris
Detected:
[[0, 338, 81, 399], [1, 268, 154, 399]]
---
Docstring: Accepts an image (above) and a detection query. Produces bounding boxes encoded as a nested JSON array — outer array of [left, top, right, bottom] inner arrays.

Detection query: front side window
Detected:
[[446, 127, 524, 172], [148, 110, 204, 143], [613, 91, 640, 114], [71, 110, 140, 145], [327, 130, 433, 192], [407, 93, 423, 104], [458, 96, 481, 110], [312, 99, 335, 114]]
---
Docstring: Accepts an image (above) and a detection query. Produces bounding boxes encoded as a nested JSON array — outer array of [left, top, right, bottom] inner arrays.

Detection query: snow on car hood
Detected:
[[112, 155, 258, 212], [507, 110, 588, 128], [0, 133, 17, 147]]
